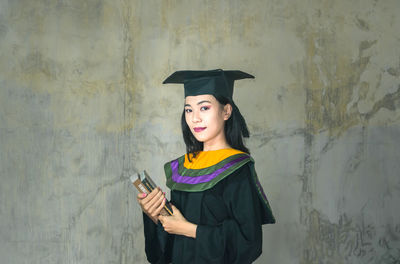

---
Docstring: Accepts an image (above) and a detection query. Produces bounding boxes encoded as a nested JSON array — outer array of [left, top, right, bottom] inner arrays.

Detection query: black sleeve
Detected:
[[143, 213, 173, 263], [143, 192, 179, 264], [195, 165, 264, 264]]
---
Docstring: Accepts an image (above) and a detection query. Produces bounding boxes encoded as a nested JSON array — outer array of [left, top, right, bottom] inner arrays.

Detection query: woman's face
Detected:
[[184, 94, 232, 150]]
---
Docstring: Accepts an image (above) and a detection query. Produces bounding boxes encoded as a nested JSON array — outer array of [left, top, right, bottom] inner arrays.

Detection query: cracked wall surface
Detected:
[[0, 0, 399, 263]]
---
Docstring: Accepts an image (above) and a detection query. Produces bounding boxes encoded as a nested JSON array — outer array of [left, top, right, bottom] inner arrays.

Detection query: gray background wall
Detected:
[[1, 0, 399, 263]]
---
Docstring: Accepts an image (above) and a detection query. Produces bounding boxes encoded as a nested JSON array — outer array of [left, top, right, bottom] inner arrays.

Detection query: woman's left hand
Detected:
[[158, 204, 197, 238]]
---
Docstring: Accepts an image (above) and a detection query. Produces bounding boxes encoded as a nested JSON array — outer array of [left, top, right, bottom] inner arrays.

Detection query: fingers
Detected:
[[148, 193, 165, 217], [139, 188, 166, 218], [139, 188, 160, 206], [144, 188, 161, 203], [155, 197, 166, 215], [170, 204, 179, 216], [136, 192, 147, 201], [158, 215, 169, 230]]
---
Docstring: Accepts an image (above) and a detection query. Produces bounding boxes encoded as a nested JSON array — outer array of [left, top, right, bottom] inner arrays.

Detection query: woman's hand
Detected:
[[158, 205, 197, 238], [136, 187, 166, 224]]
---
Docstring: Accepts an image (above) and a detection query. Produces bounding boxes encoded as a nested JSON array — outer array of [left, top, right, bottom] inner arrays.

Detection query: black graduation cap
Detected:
[[163, 69, 254, 99]]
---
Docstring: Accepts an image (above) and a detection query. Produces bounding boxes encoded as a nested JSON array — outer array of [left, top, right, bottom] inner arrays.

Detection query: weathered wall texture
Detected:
[[1, 0, 399, 263]]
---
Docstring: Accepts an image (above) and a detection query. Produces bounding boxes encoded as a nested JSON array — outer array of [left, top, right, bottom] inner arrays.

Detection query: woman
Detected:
[[137, 69, 275, 264]]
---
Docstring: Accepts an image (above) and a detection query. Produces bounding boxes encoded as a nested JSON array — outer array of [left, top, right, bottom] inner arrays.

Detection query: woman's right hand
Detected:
[[137, 187, 166, 224]]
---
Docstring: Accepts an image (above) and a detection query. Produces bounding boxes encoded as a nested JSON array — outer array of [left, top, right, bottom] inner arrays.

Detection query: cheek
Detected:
[[208, 115, 223, 130], [184, 114, 191, 126], [216, 111, 226, 124]]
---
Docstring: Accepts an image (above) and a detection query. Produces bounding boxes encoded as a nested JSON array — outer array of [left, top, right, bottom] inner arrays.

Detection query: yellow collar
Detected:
[[184, 148, 245, 169]]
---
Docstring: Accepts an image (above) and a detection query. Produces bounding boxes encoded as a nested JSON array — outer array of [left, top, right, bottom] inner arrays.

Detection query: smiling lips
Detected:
[[193, 127, 206, 132]]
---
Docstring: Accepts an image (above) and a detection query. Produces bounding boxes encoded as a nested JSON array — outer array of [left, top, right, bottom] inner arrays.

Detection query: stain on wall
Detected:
[[0, 0, 399, 263]]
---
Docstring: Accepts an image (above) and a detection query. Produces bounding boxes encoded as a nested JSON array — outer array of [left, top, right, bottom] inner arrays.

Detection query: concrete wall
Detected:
[[1, 0, 399, 263]]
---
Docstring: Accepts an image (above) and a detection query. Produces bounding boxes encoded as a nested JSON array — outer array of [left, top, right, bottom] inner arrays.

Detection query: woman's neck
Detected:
[[202, 138, 231, 151]]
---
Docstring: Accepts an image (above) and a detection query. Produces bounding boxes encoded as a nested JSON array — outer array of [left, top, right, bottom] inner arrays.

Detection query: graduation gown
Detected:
[[143, 149, 275, 264]]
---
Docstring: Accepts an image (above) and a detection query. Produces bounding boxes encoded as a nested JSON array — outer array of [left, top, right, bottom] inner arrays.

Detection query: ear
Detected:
[[223, 104, 232, 121]]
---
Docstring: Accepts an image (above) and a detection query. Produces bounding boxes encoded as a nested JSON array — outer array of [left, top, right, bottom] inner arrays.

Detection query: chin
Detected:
[[191, 133, 208, 143], [193, 136, 206, 142]]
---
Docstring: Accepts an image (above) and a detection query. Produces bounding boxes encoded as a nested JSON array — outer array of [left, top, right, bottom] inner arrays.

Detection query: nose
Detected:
[[192, 110, 201, 123]]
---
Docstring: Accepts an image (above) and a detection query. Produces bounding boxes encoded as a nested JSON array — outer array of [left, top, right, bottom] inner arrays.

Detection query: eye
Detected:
[[184, 108, 192, 113], [200, 106, 210, 111]]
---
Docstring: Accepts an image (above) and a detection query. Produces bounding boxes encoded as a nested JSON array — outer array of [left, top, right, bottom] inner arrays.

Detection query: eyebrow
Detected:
[[184, 100, 211, 107], [197, 100, 211, 105]]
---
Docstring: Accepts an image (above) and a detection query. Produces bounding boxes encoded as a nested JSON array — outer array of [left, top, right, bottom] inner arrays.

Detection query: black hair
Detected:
[[181, 95, 250, 159]]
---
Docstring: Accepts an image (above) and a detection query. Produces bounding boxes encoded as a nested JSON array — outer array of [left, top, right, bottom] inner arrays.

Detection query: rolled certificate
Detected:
[[130, 170, 173, 216]]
